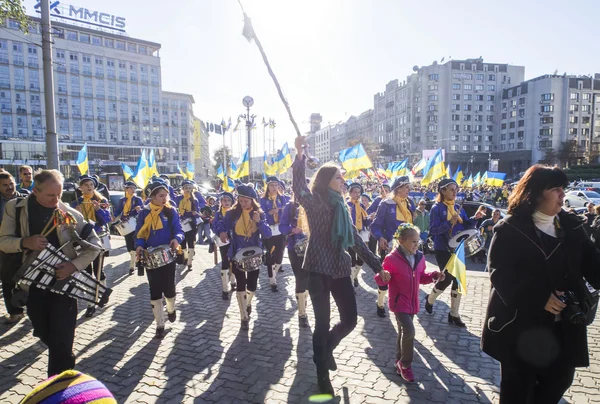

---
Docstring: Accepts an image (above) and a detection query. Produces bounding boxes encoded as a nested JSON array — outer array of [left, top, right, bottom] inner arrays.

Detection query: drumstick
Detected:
[[213, 239, 218, 266], [94, 250, 105, 305]]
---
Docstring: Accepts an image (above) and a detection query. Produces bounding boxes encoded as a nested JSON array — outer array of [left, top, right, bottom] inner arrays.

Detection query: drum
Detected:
[[181, 218, 193, 233], [97, 231, 111, 256], [115, 216, 136, 236], [212, 234, 230, 247], [359, 230, 370, 243], [13, 242, 112, 307], [294, 237, 308, 257], [448, 229, 485, 257], [143, 245, 177, 269], [270, 224, 281, 237], [233, 247, 263, 272]]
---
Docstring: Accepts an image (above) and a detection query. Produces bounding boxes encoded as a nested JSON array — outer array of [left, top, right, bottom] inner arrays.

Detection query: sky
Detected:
[[24, 0, 600, 163]]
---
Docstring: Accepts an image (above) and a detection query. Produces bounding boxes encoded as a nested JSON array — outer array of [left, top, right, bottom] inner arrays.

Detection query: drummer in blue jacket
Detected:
[[71, 174, 112, 317], [216, 184, 271, 330], [259, 176, 287, 292], [135, 180, 184, 339], [370, 176, 415, 318], [212, 192, 237, 299], [366, 182, 391, 216], [114, 181, 144, 274], [346, 183, 371, 289], [424, 178, 484, 327], [174, 180, 201, 271]]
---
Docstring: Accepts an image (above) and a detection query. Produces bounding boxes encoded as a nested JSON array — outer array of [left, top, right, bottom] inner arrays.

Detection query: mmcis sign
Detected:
[[34, 1, 127, 33]]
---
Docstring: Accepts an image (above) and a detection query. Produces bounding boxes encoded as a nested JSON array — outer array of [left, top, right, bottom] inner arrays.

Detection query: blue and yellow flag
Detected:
[[230, 160, 237, 177], [411, 157, 427, 176], [472, 172, 481, 187], [177, 163, 186, 177], [121, 163, 135, 181], [338, 144, 372, 173], [147, 149, 159, 179], [421, 149, 445, 186], [232, 149, 249, 179], [185, 162, 194, 180], [446, 164, 451, 179], [273, 142, 293, 174], [445, 240, 467, 294], [481, 171, 489, 185], [486, 172, 507, 187], [217, 165, 225, 181], [76, 143, 89, 175], [264, 152, 277, 176], [453, 165, 464, 185], [132, 150, 149, 188], [465, 174, 473, 188], [223, 176, 235, 192]]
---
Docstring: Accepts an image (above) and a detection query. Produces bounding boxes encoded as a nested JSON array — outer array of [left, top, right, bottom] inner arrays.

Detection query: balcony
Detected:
[[107, 72, 116, 79], [95, 72, 104, 78], [56, 65, 66, 72], [13, 60, 24, 66], [28, 62, 39, 68], [14, 84, 25, 90], [70, 67, 79, 74]]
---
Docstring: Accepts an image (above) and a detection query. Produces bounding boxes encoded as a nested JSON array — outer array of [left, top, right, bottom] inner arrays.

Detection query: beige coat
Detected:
[[0, 196, 102, 271]]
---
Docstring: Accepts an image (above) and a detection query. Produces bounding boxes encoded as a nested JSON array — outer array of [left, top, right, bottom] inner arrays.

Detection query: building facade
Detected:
[[314, 125, 331, 164], [0, 13, 198, 178]]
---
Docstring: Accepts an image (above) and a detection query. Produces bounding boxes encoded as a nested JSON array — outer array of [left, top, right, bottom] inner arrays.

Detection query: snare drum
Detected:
[[233, 247, 263, 272], [359, 230, 370, 243], [294, 237, 308, 257], [269, 224, 281, 237], [448, 229, 484, 257], [115, 216, 136, 236], [143, 245, 177, 270], [181, 218, 193, 233], [97, 231, 111, 255]]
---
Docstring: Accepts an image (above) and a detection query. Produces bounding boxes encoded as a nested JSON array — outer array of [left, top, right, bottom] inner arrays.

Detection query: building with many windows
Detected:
[[314, 125, 331, 163], [0, 12, 200, 178]]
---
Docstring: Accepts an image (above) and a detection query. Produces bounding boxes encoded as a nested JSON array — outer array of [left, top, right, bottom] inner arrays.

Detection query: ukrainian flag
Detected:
[[232, 149, 249, 179], [132, 150, 149, 188], [185, 162, 195, 180], [446, 163, 452, 179], [445, 240, 467, 294], [217, 165, 225, 181], [465, 174, 473, 188], [121, 163, 135, 181], [453, 165, 464, 185], [273, 142, 293, 174], [481, 171, 489, 185], [388, 159, 408, 178], [472, 172, 481, 187], [147, 149, 159, 179], [264, 152, 277, 176], [421, 149, 445, 186], [411, 157, 427, 176], [177, 163, 186, 177], [486, 172, 507, 187], [76, 143, 89, 175], [230, 160, 238, 177], [339, 144, 372, 173], [223, 176, 235, 192]]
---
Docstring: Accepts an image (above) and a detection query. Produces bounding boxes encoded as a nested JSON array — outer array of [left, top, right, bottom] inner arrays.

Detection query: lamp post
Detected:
[[241, 96, 255, 180]]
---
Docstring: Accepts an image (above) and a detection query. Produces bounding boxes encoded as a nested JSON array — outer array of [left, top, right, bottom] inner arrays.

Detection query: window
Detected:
[[452, 84, 460, 90], [104, 38, 114, 48], [127, 43, 137, 53], [487, 115, 494, 122], [92, 36, 102, 46], [475, 85, 484, 91], [429, 84, 439, 91], [540, 128, 553, 136], [476, 105, 483, 112], [487, 95, 495, 101], [464, 94, 472, 101], [486, 105, 494, 112], [570, 104, 579, 112], [541, 117, 554, 124], [139, 46, 147, 55], [488, 74, 496, 81], [501, 133, 506, 141], [452, 114, 460, 121], [116, 41, 125, 50], [428, 95, 438, 101], [541, 93, 554, 101], [502, 112, 507, 119], [476, 94, 484, 101], [510, 110, 517, 118], [582, 116, 591, 124], [462, 145, 469, 151], [475, 125, 483, 132], [475, 115, 483, 121], [541, 105, 554, 112], [582, 105, 590, 112], [452, 125, 460, 131], [509, 122, 516, 129], [463, 126, 471, 133], [464, 115, 472, 121], [486, 125, 493, 132], [452, 94, 460, 100], [452, 104, 460, 111], [583, 93, 591, 101], [488, 85, 495, 91], [79, 33, 90, 43], [429, 74, 439, 81], [539, 140, 552, 148], [476, 74, 484, 81], [451, 145, 457, 151], [66, 31, 77, 41], [464, 84, 472, 90], [569, 128, 578, 135], [570, 92, 580, 101]]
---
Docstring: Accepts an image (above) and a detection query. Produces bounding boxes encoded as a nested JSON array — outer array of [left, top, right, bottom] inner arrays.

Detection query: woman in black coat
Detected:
[[482, 165, 600, 404]]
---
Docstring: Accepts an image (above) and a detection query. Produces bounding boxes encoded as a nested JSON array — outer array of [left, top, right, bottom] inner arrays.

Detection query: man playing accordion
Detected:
[[0, 169, 103, 377]]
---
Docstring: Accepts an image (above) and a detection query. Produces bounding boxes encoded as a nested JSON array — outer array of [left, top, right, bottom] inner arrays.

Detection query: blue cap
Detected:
[[124, 181, 137, 189], [266, 176, 279, 184], [237, 184, 258, 200], [277, 180, 286, 189], [390, 176, 410, 192], [438, 178, 458, 191], [361, 193, 372, 202], [147, 180, 169, 195], [78, 175, 98, 188], [348, 182, 364, 194], [220, 192, 234, 202], [181, 180, 195, 187]]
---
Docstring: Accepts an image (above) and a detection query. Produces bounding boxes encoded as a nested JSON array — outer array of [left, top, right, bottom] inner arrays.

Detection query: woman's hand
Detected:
[[169, 239, 180, 251], [92, 200, 100, 211], [295, 135, 307, 157], [378, 269, 391, 283], [474, 211, 485, 219], [219, 232, 228, 244], [433, 271, 446, 282], [135, 206, 142, 212], [136, 246, 144, 260], [379, 238, 388, 251], [252, 211, 261, 223], [544, 291, 567, 315], [291, 227, 302, 235], [450, 214, 459, 224]]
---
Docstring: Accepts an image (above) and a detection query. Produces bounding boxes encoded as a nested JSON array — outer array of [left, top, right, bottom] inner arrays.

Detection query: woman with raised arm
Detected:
[[292, 136, 390, 396]]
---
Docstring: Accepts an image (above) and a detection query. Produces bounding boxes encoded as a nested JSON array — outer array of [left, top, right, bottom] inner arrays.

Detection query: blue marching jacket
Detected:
[[346, 200, 372, 232], [367, 196, 383, 215], [429, 201, 477, 251], [134, 205, 185, 249], [174, 194, 201, 221], [279, 202, 307, 250], [371, 198, 416, 242], [194, 191, 207, 209], [114, 195, 144, 219], [259, 194, 287, 227], [70, 196, 111, 234], [214, 209, 272, 259]]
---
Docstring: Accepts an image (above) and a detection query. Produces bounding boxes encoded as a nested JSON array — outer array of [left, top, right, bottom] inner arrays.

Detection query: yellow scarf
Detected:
[[123, 194, 133, 216], [81, 194, 96, 222], [221, 206, 228, 218], [178, 194, 192, 216], [137, 203, 164, 240], [393, 196, 413, 224], [444, 200, 463, 224], [352, 200, 368, 231], [234, 208, 257, 238], [269, 193, 279, 223]]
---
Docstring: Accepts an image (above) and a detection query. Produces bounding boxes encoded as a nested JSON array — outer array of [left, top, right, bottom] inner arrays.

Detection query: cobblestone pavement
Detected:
[[1, 237, 599, 403]]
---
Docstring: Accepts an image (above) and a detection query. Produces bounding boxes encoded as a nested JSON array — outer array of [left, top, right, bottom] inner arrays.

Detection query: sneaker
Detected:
[[278, 266, 284, 273], [129, 268, 134, 275], [241, 319, 249, 330], [396, 361, 415, 383], [84, 307, 96, 318], [4, 313, 24, 324]]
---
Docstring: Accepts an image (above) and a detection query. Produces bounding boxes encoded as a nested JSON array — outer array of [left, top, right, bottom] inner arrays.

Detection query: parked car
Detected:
[[564, 190, 600, 208]]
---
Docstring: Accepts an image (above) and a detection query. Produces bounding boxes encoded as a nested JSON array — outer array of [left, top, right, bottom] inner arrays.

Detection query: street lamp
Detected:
[[240, 96, 255, 180]]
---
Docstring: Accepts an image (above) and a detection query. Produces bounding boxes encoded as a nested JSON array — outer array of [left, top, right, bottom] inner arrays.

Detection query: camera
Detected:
[[556, 291, 586, 325]]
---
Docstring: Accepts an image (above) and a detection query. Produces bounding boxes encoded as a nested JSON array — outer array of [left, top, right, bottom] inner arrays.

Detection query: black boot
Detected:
[[84, 306, 96, 318], [317, 368, 334, 396], [376, 305, 386, 318], [167, 311, 176, 323], [241, 319, 249, 330], [327, 351, 337, 371], [299, 315, 309, 328], [154, 326, 165, 339], [222, 291, 230, 300], [447, 313, 466, 327], [424, 295, 433, 314]]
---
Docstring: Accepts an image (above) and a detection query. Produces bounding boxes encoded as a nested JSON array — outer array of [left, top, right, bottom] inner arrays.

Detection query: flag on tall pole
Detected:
[[132, 150, 149, 188], [421, 149, 445, 186], [231, 149, 249, 179], [121, 163, 134, 181], [273, 142, 293, 174], [185, 162, 195, 180], [453, 165, 464, 185], [217, 165, 225, 181], [76, 143, 89, 175], [411, 157, 427, 176], [338, 144, 373, 173]]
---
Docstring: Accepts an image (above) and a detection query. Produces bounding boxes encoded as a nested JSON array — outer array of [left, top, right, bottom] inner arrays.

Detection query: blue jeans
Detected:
[[197, 222, 211, 241]]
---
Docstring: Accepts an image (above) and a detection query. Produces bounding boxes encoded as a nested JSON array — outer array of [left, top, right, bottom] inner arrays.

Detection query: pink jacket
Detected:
[[375, 248, 438, 314]]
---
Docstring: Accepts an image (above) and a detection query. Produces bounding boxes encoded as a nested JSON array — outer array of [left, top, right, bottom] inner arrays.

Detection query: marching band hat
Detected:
[[220, 192, 234, 202], [390, 176, 410, 192], [266, 176, 279, 184], [277, 179, 286, 189], [361, 193, 372, 202], [147, 180, 169, 195], [381, 181, 391, 190], [181, 180, 195, 187], [348, 182, 364, 194], [124, 181, 137, 189], [237, 184, 258, 201], [438, 178, 458, 191], [159, 174, 169, 180], [78, 174, 98, 188]]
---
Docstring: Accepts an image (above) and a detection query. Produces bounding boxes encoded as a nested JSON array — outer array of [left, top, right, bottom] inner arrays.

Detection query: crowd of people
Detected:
[[0, 146, 599, 403]]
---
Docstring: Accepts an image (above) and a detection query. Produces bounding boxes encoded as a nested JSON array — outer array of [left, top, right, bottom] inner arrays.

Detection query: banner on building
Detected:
[[193, 120, 202, 160]]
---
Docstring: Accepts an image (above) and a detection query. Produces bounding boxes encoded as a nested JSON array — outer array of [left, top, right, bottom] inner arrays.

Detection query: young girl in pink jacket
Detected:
[[375, 223, 445, 382]]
